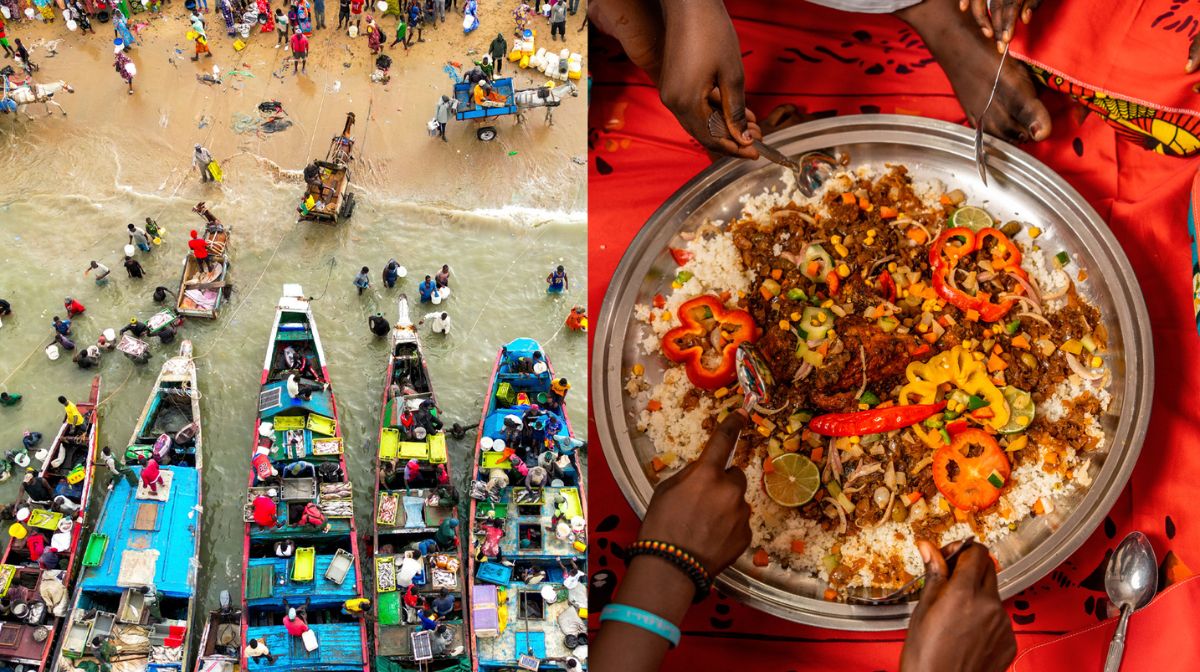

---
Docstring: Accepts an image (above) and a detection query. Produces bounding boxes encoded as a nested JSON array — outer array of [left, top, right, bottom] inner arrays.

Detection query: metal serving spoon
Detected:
[[974, 42, 1009, 187], [1103, 531, 1158, 672], [706, 111, 838, 197], [845, 536, 975, 606], [725, 343, 775, 470]]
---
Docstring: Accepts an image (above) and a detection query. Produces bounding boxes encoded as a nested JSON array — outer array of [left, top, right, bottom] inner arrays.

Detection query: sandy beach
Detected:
[[1, 0, 588, 211]]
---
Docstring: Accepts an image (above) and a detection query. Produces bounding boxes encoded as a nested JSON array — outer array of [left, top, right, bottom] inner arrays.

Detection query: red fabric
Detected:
[[25, 533, 45, 561], [283, 614, 308, 636], [188, 236, 209, 260], [587, 3, 1200, 670], [141, 459, 160, 486], [289, 32, 308, 54], [252, 495, 277, 528], [65, 300, 85, 316]]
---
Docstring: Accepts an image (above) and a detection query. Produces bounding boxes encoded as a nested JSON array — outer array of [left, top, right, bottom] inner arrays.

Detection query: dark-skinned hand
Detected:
[[637, 409, 751, 576], [960, 0, 1043, 50], [900, 540, 1017, 672], [658, 0, 761, 159]]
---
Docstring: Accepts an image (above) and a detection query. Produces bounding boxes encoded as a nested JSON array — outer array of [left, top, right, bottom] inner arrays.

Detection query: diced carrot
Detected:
[[651, 457, 667, 472], [1011, 334, 1031, 350], [790, 540, 807, 554], [937, 315, 951, 328], [751, 413, 766, 427], [653, 294, 665, 309], [759, 286, 774, 301], [823, 588, 839, 601], [972, 407, 995, 420], [987, 353, 1008, 372], [810, 446, 824, 463], [753, 549, 770, 567], [646, 399, 662, 412], [922, 331, 939, 344], [858, 196, 872, 211], [965, 309, 981, 322], [1033, 498, 1046, 516], [909, 344, 932, 358], [816, 341, 831, 356], [991, 343, 1003, 355], [770, 268, 783, 280], [939, 194, 954, 206], [879, 206, 898, 219], [906, 226, 928, 245], [719, 290, 732, 303], [841, 192, 856, 205], [806, 260, 821, 278]]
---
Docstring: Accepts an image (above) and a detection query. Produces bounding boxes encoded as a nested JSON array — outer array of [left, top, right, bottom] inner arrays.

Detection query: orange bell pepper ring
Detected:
[[661, 295, 760, 390]]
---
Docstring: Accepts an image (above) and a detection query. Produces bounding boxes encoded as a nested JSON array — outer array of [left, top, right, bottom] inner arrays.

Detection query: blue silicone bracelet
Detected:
[[599, 604, 681, 648]]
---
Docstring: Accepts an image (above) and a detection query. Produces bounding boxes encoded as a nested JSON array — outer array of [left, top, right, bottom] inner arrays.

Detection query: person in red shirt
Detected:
[[64, 297, 86, 318], [252, 491, 278, 528], [140, 458, 165, 495], [188, 230, 211, 272], [290, 28, 308, 74], [349, 0, 363, 31], [282, 606, 308, 637], [0, 20, 15, 60]]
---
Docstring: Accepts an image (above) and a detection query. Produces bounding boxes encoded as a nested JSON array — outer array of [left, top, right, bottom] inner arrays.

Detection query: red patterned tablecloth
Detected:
[[586, 3, 1200, 669]]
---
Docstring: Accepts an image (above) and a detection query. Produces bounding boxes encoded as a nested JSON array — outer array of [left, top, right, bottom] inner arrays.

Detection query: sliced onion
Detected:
[[869, 255, 897, 275], [753, 402, 787, 416], [829, 437, 842, 483], [854, 346, 867, 401], [884, 460, 896, 490], [1065, 352, 1104, 381], [846, 461, 883, 485], [1006, 269, 1043, 303], [823, 496, 847, 534], [1016, 311, 1053, 327], [709, 327, 724, 351], [793, 361, 814, 382], [780, 250, 803, 266], [977, 271, 995, 283]]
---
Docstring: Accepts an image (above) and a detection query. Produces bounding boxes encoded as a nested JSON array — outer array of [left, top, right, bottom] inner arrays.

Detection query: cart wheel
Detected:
[[339, 192, 356, 219], [477, 126, 498, 142]]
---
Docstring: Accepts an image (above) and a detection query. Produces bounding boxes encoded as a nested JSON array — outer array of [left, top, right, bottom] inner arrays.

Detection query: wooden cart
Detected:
[[298, 112, 357, 224]]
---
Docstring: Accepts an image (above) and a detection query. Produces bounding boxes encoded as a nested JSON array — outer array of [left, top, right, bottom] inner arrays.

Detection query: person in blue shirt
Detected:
[[417, 538, 439, 556], [52, 316, 71, 336], [418, 275, 436, 303], [354, 266, 371, 295], [546, 265, 568, 293], [431, 588, 455, 617], [383, 259, 401, 288], [417, 607, 438, 631]]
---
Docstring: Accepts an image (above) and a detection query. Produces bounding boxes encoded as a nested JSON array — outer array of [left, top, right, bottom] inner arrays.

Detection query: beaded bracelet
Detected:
[[627, 539, 712, 602]]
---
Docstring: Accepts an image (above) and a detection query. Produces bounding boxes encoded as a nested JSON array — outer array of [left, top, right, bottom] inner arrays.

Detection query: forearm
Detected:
[[588, 0, 665, 84], [591, 555, 695, 672]]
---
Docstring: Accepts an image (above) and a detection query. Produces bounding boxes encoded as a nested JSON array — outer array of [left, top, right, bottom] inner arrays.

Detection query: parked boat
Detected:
[[0, 376, 101, 672], [239, 285, 369, 671], [192, 590, 241, 672], [54, 342, 204, 671], [176, 202, 231, 319], [466, 339, 588, 672], [372, 296, 469, 672]]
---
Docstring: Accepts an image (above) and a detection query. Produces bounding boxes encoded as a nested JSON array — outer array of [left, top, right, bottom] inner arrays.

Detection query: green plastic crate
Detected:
[[495, 382, 515, 406], [82, 533, 108, 568], [377, 590, 401, 626]]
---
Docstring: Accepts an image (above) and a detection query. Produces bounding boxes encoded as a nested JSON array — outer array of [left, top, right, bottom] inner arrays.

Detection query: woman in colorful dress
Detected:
[[366, 14, 381, 54], [113, 9, 135, 49], [114, 49, 134, 94]]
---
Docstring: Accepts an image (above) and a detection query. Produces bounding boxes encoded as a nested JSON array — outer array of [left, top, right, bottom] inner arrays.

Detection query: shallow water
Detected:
[[0, 162, 587, 613]]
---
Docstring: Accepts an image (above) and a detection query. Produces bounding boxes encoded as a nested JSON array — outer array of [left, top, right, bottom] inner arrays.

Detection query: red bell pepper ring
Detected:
[[929, 226, 1028, 323], [808, 401, 947, 437], [661, 295, 760, 390], [670, 248, 693, 266]]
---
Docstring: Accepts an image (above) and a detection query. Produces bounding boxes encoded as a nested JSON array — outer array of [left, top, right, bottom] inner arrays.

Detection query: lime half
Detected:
[[998, 386, 1035, 434], [764, 454, 820, 507], [951, 206, 994, 232]]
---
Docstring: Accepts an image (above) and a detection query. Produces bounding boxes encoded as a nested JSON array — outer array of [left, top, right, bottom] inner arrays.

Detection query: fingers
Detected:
[[698, 408, 748, 469], [718, 62, 751, 145], [947, 543, 992, 589], [992, 0, 1019, 47], [917, 540, 950, 594], [968, 0, 993, 39], [1188, 34, 1200, 73], [1021, 0, 1040, 24]]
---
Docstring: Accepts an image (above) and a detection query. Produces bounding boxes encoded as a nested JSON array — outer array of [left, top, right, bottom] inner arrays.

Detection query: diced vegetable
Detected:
[[967, 395, 989, 411], [1055, 251, 1071, 267], [1011, 334, 1031, 350], [646, 399, 662, 412], [651, 457, 668, 472], [675, 270, 694, 284], [901, 491, 924, 507], [790, 540, 807, 554], [1081, 334, 1098, 353], [858, 391, 881, 406], [822, 553, 841, 573], [753, 549, 770, 567], [1005, 435, 1028, 452], [987, 353, 1008, 372], [670, 248, 693, 265], [786, 287, 808, 302], [653, 294, 666, 309], [877, 316, 900, 333], [795, 340, 825, 368], [761, 278, 782, 298], [1060, 339, 1083, 355], [1005, 319, 1021, 335]]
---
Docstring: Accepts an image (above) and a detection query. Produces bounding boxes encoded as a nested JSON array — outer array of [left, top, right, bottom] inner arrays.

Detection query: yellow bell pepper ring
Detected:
[[899, 346, 1010, 430]]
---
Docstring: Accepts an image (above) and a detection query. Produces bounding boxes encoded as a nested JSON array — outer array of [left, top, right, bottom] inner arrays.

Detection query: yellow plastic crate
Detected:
[[292, 547, 315, 582], [482, 452, 511, 470], [307, 414, 336, 436], [273, 415, 306, 431], [379, 429, 400, 461], [399, 441, 430, 460], [429, 433, 447, 464]]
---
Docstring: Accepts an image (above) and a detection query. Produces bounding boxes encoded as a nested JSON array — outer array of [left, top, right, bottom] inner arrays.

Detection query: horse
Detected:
[[4, 80, 75, 121], [512, 81, 578, 126]]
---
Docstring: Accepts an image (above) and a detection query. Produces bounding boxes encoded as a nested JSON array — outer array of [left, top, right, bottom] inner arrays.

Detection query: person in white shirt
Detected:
[[420, 312, 451, 334], [397, 551, 424, 588]]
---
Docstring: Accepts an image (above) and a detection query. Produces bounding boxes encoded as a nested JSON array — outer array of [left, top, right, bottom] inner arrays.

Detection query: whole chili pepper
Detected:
[[661, 295, 760, 390], [808, 401, 947, 437]]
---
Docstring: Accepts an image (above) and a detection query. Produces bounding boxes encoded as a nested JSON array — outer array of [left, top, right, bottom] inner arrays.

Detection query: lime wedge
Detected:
[[951, 206, 994, 232], [764, 454, 820, 507], [998, 386, 1035, 434]]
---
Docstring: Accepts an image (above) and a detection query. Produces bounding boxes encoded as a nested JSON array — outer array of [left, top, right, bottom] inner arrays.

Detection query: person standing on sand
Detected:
[[389, 14, 408, 50], [0, 19, 15, 59], [193, 144, 215, 183], [69, 0, 94, 34], [115, 50, 135, 94], [431, 0, 445, 25], [489, 33, 506, 75], [114, 10, 136, 49], [190, 20, 213, 61], [366, 15, 382, 54], [275, 7, 289, 46], [14, 39, 37, 75], [349, 0, 364, 31], [290, 27, 308, 74], [549, 1, 566, 42], [435, 95, 452, 141], [337, 0, 350, 30], [314, 0, 326, 30]]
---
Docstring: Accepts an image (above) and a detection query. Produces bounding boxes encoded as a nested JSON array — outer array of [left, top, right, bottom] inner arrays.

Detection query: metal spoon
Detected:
[[974, 42, 1009, 187], [725, 343, 774, 470], [1103, 531, 1158, 672], [706, 111, 838, 197], [845, 536, 975, 605]]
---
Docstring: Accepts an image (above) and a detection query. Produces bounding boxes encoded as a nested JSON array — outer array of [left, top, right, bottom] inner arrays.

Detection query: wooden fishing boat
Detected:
[[239, 284, 369, 671], [176, 202, 231, 319], [298, 113, 357, 225], [467, 339, 588, 672], [372, 296, 470, 672], [54, 342, 204, 672], [0, 376, 101, 672], [192, 591, 241, 672]]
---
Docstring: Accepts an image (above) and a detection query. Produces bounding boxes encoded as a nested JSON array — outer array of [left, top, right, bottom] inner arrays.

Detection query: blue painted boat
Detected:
[[371, 295, 471, 672], [238, 285, 369, 672], [53, 343, 204, 672], [0, 376, 101, 672], [467, 339, 588, 672]]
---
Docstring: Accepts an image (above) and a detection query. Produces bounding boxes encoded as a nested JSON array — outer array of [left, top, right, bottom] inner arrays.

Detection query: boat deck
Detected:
[[244, 622, 366, 671], [245, 554, 358, 608], [81, 465, 199, 598]]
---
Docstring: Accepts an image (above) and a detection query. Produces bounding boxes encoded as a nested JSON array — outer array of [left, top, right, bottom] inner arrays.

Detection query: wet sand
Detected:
[[2, 0, 588, 209]]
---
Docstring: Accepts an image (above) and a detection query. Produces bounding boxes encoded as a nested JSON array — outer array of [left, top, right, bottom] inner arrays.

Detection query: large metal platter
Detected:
[[592, 115, 1153, 630]]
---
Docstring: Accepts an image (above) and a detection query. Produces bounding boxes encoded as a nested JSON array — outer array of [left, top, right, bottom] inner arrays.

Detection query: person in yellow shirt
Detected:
[[342, 597, 372, 620], [549, 377, 570, 410], [473, 81, 508, 108], [58, 395, 85, 434]]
